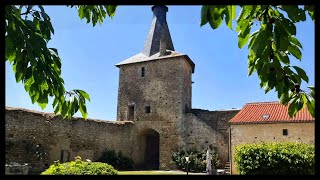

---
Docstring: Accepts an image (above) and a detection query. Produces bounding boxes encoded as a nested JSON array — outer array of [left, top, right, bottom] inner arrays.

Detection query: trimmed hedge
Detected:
[[97, 149, 134, 170], [171, 147, 220, 172], [41, 156, 118, 175], [234, 142, 314, 175]]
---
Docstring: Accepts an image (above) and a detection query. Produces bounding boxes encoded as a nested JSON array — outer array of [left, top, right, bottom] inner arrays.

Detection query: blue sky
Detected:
[[5, 5, 315, 121]]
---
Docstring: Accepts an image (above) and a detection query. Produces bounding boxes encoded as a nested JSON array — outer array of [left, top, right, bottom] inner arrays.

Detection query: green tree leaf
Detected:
[[53, 97, 59, 108], [289, 45, 302, 60], [5, 36, 16, 63], [279, 18, 296, 36], [289, 36, 302, 49], [275, 51, 290, 65], [308, 86, 315, 98], [248, 30, 259, 49], [304, 5, 314, 21], [280, 6, 306, 23], [79, 100, 88, 119], [61, 101, 68, 118], [238, 33, 251, 49], [31, 92, 40, 104], [106, 5, 117, 18], [292, 66, 308, 83], [76, 89, 90, 101], [305, 93, 315, 117], [78, 6, 85, 19], [288, 98, 297, 118], [38, 102, 47, 110], [207, 6, 225, 29], [225, 5, 235, 29], [200, 6, 209, 26], [251, 29, 268, 57], [74, 98, 79, 113]]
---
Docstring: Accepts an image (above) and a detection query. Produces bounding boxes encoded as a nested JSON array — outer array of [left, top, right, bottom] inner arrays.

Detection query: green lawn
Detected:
[[118, 170, 206, 175]]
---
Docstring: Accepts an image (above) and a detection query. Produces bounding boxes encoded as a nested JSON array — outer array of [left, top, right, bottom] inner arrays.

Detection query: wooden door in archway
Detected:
[[145, 131, 159, 170]]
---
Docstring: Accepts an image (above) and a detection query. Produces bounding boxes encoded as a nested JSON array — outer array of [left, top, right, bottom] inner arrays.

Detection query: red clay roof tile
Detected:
[[229, 101, 315, 124]]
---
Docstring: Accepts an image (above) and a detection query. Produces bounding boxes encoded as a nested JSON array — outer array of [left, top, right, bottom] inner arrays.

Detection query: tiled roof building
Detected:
[[229, 101, 315, 174], [230, 101, 314, 124]]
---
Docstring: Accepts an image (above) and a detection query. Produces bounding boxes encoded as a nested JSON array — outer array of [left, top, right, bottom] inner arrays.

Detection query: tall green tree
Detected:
[[5, 5, 117, 119], [5, 5, 315, 119], [201, 5, 315, 118]]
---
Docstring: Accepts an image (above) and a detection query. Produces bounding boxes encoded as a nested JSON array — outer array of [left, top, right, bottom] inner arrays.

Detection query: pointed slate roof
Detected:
[[142, 5, 174, 57], [115, 5, 195, 73], [115, 50, 195, 73]]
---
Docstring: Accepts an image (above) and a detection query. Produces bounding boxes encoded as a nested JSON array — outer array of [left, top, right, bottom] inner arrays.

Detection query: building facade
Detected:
[[229, 102, 315, 174]]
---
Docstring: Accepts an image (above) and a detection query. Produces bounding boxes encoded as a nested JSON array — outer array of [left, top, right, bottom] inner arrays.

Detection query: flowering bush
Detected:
[[41, 156, 118, 175]]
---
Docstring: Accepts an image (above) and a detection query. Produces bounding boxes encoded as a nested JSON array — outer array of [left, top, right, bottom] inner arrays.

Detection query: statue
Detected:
[[206, 145, 216, 175]]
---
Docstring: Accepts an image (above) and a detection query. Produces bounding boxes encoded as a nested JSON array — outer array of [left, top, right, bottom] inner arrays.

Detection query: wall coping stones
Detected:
[[5, 107, 134, 125]]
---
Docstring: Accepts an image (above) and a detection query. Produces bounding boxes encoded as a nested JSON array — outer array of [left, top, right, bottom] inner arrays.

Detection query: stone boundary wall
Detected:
[[191, 109, 240, 142], [5, 107, 133, 174], [5, 163, 29, 175], [183, 113, 230, 168]]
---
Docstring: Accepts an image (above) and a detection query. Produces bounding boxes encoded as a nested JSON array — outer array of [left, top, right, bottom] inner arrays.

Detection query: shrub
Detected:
[[171, 147, 220, 172], [41, 156, 118, 175], [234, 142, 315, 175], [97, 149, 134, 170]]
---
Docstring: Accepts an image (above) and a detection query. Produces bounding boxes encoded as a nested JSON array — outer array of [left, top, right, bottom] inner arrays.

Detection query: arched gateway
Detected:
[[138, 129, 160, 170]]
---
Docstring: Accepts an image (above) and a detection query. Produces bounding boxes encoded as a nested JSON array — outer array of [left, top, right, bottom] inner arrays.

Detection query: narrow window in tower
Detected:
[[283, 129, 288, 136], [145, 106, 150, 113], [185, 103, 189, 113], [60, 150, 64, 162], [141, 67, 145, 77], [128, 105, 135, 121]]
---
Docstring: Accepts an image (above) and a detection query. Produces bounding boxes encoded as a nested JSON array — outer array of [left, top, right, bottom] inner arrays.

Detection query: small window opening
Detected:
[[128, 105, 135, 121], [60, 150, 64, 162], [141, 67, 145, 77], [145, 106, 150, 113], [283, 129, 288, 136], [185, 103, 189, 113]]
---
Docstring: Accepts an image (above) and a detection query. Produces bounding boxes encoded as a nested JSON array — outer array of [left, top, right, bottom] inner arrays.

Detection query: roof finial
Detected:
[[159, 38, 167, 56], [142, 5, 174, 57]]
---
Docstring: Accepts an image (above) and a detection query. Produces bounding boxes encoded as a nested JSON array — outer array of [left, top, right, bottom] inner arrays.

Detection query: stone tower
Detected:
[[115, 5, 195, 169]]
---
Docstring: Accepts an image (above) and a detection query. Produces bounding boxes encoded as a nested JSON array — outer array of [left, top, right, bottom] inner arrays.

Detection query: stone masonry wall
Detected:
[[182, 112, 231, 168], [5, 101, 239, 173], [5, 163, 29, 175], [182, 109, 240, 167], [191, 109, 240, 143], [5, 107, 134, 174]]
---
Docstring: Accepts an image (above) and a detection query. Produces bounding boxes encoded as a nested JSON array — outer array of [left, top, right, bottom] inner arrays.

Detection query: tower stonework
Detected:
[[115, 5, 195, 169]]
